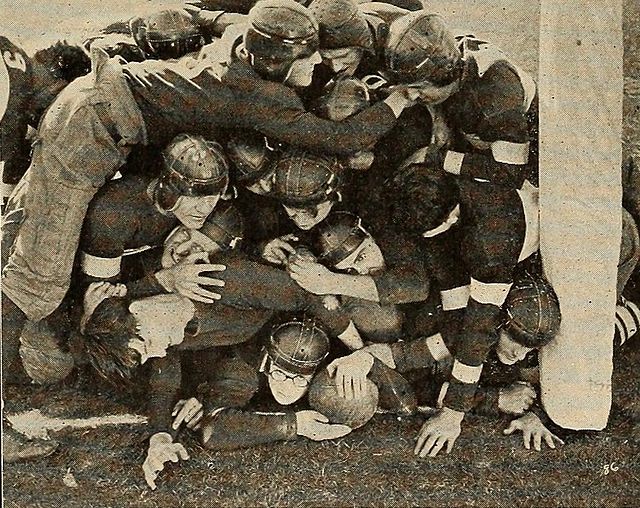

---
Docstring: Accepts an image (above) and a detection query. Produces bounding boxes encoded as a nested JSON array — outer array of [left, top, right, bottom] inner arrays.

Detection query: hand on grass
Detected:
[[142, 432, 189, 490], [503, 412, 565, 451], [414, 407, 464, 458]]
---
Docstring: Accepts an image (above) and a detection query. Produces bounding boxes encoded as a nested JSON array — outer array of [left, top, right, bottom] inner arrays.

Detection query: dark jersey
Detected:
[[121, 39, 398, 154], [390, 333, 538, 416], [426, 38, 540, 413], [199, 351, 310, 451], [442, 36, 538, 188], [1, 37, 34, 194], [79, 174, 177, 291]]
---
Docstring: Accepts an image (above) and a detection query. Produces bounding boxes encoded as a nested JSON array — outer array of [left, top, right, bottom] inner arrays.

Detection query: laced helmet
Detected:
[[244, 0, 320, 81], [503, 271, 561, 348], [267, 318, 330, 375], [272, 148, 342, 207], [313, 211, 368, 266], [308, 0, 373, 51], [227, 131, 275, 185], [385, 12, 463, 85], [157, 133, 230, 211], [132, 9, 205, 60]]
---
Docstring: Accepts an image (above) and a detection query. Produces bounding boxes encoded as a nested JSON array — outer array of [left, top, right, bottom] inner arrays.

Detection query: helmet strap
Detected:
[[258, 350, 270, 373]]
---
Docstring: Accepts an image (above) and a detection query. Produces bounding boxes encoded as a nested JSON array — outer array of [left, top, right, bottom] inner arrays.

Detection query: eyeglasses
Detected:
[[268, 368, 310, 388]]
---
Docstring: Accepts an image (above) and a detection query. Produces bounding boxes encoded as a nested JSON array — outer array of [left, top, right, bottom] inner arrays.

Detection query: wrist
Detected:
[[325, 272, 347, 294], [440, 406, 465, 422], [149, 432, 172, 446], [384, 91, 411, 118], [154, 269, 173, 292]]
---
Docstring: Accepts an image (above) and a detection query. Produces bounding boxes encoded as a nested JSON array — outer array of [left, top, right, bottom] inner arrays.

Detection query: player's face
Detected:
[[283, 201, 334, 230], [164, 226, 223, 265], [334, 236, 385, 275], [173, 194, 220, 229], [285, 51, 323, 88], [496, 329, 533, 365], [128, 295, 193, 364], [267, 361, 314, 405], [320, 47, 363, 76]]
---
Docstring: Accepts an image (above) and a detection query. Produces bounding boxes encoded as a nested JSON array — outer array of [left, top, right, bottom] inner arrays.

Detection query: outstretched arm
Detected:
[[199, 407, 350, 450]]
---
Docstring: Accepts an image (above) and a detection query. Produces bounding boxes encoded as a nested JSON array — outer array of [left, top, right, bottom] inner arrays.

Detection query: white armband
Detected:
[[491, 140, 529, 165], [470, 278, 512, 307], [443, 151, 465, 174], [440, 284, 470, 311], [426, 333, 452, 362], [451, 359, 483, 384], [81, 252, 121, 279]]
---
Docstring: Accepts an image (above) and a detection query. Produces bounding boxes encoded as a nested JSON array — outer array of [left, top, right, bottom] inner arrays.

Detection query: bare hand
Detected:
[[142, 432, 189, 490], [414, 407, 464, 458], [295, 410, 352, 441], [288, 257, 336, 295], [261, 234, 298, 265], [82, 282, 127, 329], [346, 151, 375, 171], [503, 412, 565, 451], [172, 398, 204, 431], [498, 382, 536, 415], [322, 295, 341, 311], [386, 85, 421, 102], [326, 350, 374, 400], [155, 251, 226, 303]]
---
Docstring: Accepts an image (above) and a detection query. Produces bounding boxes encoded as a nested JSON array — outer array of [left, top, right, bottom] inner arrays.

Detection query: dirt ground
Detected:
[[3, 0, 640, 506]]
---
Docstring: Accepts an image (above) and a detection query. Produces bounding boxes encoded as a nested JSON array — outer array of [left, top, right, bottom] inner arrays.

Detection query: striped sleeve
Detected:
[[443, 296, 505, 412]]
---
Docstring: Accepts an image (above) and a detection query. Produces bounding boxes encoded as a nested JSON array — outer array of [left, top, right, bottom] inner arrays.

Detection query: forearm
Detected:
[[147, 355, 183, 439], [443, 149, 526, 189], [200, 408, 297, 450], [471, 386, 501, 417], [443, 301, 502, 413], [253, 99, 402, 156], [372, 269, 430, 305], [325, 273, 380, 302], [219, 255, 319, 310], [127, 272, 167, 299], [389, 333, 453, 373]]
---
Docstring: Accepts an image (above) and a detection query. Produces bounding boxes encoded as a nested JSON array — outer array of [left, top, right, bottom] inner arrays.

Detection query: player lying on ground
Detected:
[[330, 270, 640, 454]]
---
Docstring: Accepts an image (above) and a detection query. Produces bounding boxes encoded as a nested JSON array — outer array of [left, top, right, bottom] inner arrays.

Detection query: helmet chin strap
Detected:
[[282, 61, 296, 84], [258, 351, 270, 373]]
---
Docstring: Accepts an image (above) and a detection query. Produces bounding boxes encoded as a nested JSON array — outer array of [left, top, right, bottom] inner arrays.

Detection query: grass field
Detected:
[[3, 0, 640, 506], [3, 344, 639, 508]]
